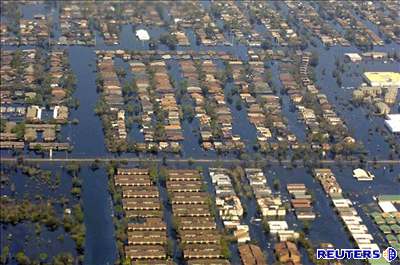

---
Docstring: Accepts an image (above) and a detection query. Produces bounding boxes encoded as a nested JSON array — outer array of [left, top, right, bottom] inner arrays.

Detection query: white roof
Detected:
[[53, 106, 60, 119], [268, 221, 288, 231], [385, 114, 400, 133], [353, 168, 374, 180], [136, 29, 150, 41], [378, 201, 398, 213], [352, 233, 373, 240], [345, 53, 362, 61], [358, 243, 380, 251]]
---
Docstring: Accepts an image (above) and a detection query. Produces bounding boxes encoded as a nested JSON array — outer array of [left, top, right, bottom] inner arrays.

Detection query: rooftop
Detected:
[[363, 72, 400, 87]]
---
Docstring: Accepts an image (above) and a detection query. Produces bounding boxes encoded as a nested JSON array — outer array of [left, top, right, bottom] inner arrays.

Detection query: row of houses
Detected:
[[229, 59, 273, 145], [279, 64, 304, 106], [99, 21, 120, 45], [96, 53, 183, 152], [49, 50, 72, 106], [0, 49, 73, 152], [213, 2, 262, 47], [274, 241, 302, 265], [2, 49, 73, 108], [24, 123, 58, 142], [96, 53, 127, 143], [209, 168, 250, 243], [380, 1, 400, 43], [97, 53, 124, 106], [319, 1, 384, 46], [243, 55, 298, 149], [82, 2, 164, 28], [131, 58, 185, 151], [19, 15, 50, 45], [0, 106, 26, 117], [231, 60, 271, 151], [171, 31, 190, 46], [300, 54, 347, 131], [268, 221, 300, 242], [0, 123, 66, 150], [114, 168, 170, 264], [131, 60, 155, 146], [200, 60, 244, 151], [88, 3, 125, 44], [1, 49, 37, 105], [285, 1, 350, 47], [180, 59, 215, 149], [58, 2, 167, 46], [345, 52, 388, 62], [148, 60, 183, 148], [278, 52, 355, 154], [247, 2, 301, 47], [244, 168, 285, 219], [314, 168, 379, 251], [105, 49, 237, 63], [287, 183, 315, 221], [238, 244, 267, 265], [25, 50, 70, 120], [166, 169, 230, 265], [25, 123, 70, 151], [349, 1, 400, 44], [179, 58, 243, 151], [6, 2, 166, 46], [170, 2, 227, 46], [58, 3, 94, 45], [244, 168, 299, 242], [1, 121, 71, 152], [93, 49, 247, 153], [120, 2, 164, 27]]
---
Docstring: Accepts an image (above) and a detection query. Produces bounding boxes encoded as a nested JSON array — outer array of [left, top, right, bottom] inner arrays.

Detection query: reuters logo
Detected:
[[383, 247, 398, 263]]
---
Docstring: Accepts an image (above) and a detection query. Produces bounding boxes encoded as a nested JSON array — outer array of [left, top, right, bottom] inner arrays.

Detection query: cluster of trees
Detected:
[[1, 249, 75, 265], [20, 165, 53, 185], [230, 166, 252, 199], [0, 161, 86, 261], [0, 197, 59, 229], [106, 164, 128, 262], [296, 233, 329, 265], [11, 122, 25, 140], [159, 33, 178, 50], [63, 204, 85, 254]]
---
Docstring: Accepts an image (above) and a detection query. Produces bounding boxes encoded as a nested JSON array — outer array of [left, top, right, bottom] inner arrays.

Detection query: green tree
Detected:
[[1, 245, 10, 264], [11, 122, 25, 140], [15, 251, 30, 265]]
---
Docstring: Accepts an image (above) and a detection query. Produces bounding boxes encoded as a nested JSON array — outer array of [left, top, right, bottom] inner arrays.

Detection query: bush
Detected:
[[15, 251, 30, 265]]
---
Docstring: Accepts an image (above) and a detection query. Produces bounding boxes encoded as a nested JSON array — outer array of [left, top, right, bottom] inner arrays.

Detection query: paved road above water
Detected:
[[1, 157, 399, 165]]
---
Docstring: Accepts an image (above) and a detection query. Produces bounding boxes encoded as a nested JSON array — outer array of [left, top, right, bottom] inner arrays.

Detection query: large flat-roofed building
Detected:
[[385, 114, 400, 133], [363, 72, 400, 87]]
